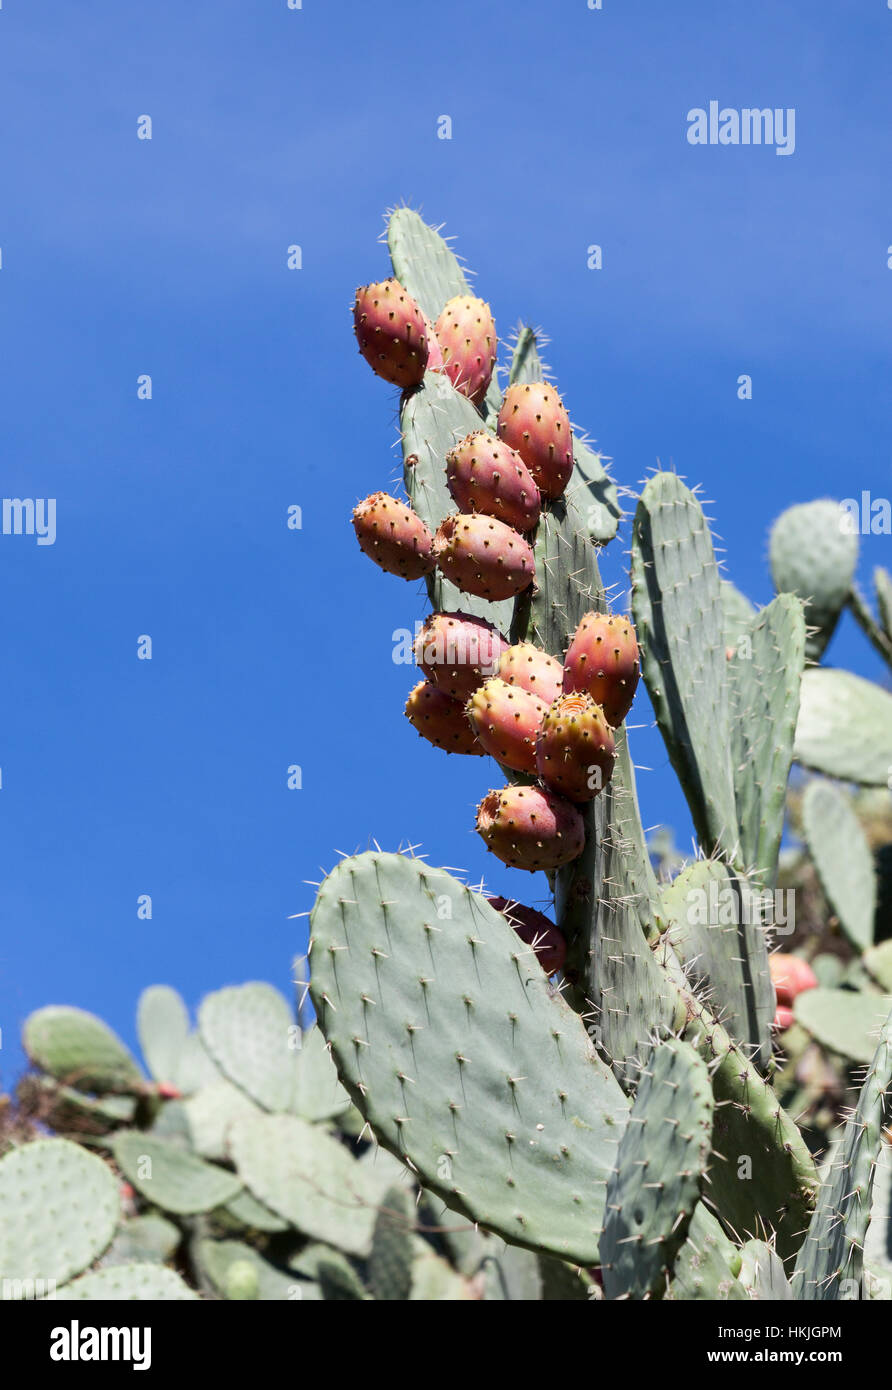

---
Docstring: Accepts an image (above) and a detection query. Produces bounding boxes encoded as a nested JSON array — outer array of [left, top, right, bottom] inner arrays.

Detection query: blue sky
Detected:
[[0, 0, 889, 1083]]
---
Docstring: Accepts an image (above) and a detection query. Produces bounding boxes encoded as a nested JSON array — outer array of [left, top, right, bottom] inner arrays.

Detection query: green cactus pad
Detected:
[[527, 494, 606, 658], [795, 668, 892, 785], [508, 326, 544, 386], [864, 941, 892, 993], [481, 1241, 543, 1300], [291, 1022, 352, 1121], [55, 1263, 198, 1300], [198, 982, 298, 1113], [197, 1238, 297, 1301], [570, 438, 621, 544], [538, 1255, 592, 1299], [681, 997, 817, 1259], [309, 851, 630, 1265], [769, 500, 858, 660], [229, 1112, 381, 1256], [318, 1253, 369, 1301], [631, 472, 737, 857], [111, 1131, 242, 1214], [412, 1249, 475, 1300], [0, 1139, 120, 1294], [23, 1005, 143, 1093], [174, 1030, 222, 1095], [369, 1185, 414, 1301], [137, 985, 190, 1085], [664, 1204, 747, 1301], [223, 1186, 290, 1233], [793, 1003, 892, 1299], [721, 579, 756, 653], [738, 1239, 793, 1299], [148, 1096, 193, 1147], [793, 988, 892, 1063], [387, 207, 472, 325], [876, 566, 892, 638], [802, 780, 877, 951], [660, 860, 773, 1067], [101, 1214, 180, 1268], [864, 1141, 892, 1281], [557, 731, 681, 1086], [183, 1079, 261, 1161], [728, 593, 806, 886], [600, 1038, 713, 1300]]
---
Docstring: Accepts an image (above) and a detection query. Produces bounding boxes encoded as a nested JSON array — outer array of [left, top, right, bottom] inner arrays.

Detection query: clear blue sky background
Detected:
[[0, 0, 889, 1084]]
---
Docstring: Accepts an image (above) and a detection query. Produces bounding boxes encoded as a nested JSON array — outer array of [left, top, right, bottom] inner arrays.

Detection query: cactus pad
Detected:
[[111, 1131, 243, 1214], [23, 1006, 143, 1093], [802, 779, 876, 951], [0, 1138, 119, 1294], [309, 850, 630, 1264], [198, 982, 298, 1113], [600, 1038, 713, 1299]]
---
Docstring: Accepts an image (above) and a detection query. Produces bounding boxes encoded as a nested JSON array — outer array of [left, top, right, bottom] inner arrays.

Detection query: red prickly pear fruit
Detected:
[[773, 1004, 795, 1031], [434, 514, 535, 600], [465, 677, 548, 775], [497, 642, 563, 706], [446, 431, 541, 533], [156, 1081, 181, 1100], [496, 381, 574, 499], [476, 785, 585, 871], [353, 278, 428, 388], [562, 610, 641, 727], [535, 692, 615, 802], [434, 295, 496, 405], [352, 492, 436, 580], [486, 896, 567, 975], [119, 1182, 135, 1201], [415, 611, 508, 700], [769, 953, 818, 1007], [405, 680, 484, 756], [420, 311, 445, 372]]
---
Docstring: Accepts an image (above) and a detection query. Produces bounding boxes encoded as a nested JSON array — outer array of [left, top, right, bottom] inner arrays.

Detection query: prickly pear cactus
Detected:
[[7, 206, 891, 1303], [299, 205, 892, 1301]]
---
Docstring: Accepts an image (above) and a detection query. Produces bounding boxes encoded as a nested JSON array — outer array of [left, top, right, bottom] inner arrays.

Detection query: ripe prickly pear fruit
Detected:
[[465, 678, 548, 774], [769, 953, 818, 1007], [446, 431, 540, 532], [562, 610, 640, 726], [497, 642, 563, 706], [420, 311, 445, 372], [415, 611, 508, 699], [434, 514, 535, 600], [435, 295, 496, 405], [487, 896, 567, 975], [496, 381, 574, 499], [773, 1004, 795, 1031], [353, 279, 428, 388], [535, 692, 615, 802], [352, 492, 436, 580], [476, 785, 585, 871], [405, 680, 484, 755]]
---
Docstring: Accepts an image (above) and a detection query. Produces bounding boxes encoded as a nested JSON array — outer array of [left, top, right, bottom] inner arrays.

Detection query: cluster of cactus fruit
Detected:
[[4, 208, 892, 1301], [353, 277, 640, 876]]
